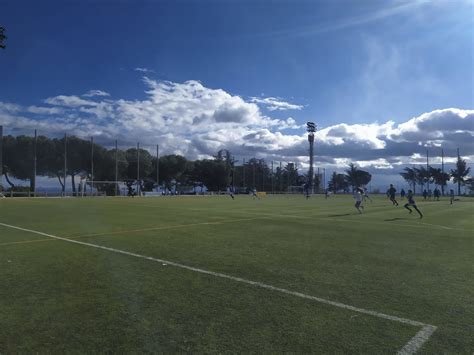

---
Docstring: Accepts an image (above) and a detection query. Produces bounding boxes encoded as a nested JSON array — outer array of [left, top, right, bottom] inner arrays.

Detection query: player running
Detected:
[[304, 183, 310, 199], [387, 184, 399, 206], [404, 190, 423, 218], [228, 186, 235, 200], [363, 186, 372, 203], [251, 187, 259, 199], [354, 187, 364, 214]]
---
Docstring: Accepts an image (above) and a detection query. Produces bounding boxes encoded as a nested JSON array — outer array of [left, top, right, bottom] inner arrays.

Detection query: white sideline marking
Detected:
[[397, 325, 438, 355], [0, 221, 437, 354]]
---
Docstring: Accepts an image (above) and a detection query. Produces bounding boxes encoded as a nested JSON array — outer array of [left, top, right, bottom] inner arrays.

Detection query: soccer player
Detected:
[[387, 184, 399, 206], [450, 189, 455, 205], [251, 187, 259, 199], [404, 190, 423, 218], [304, 183, 310, 199], [434, 188, 440, 201], [422, 189, 428, 200], [400, 188, 406, 200], [363, 186, 372, 203], [354, 187, 364, 214], [228, 186, 235, 200]]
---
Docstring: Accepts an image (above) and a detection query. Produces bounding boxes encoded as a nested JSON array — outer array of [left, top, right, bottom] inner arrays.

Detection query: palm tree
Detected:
[[345, 163, 359, 190], [400, 167, 417, 193], [451, 155, 471, 196], [414, 166, 429, 193], [429, 166, 451, 195]]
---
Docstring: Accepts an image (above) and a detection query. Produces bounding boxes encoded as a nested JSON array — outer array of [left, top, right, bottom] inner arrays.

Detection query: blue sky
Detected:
[[0, 0, 473, 188]]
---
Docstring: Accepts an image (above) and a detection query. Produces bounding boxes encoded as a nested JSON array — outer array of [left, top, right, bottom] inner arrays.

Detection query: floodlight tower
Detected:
[[307, 122, 317, 194]]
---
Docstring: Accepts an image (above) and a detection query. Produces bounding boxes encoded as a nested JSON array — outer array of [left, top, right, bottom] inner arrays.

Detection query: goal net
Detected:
[[287, 185, 305, 194], [81, 180, 160, 197]]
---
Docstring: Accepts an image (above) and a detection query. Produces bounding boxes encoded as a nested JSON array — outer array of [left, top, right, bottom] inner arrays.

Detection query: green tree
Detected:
[[124, 148, 153, 182], [451, 155, 471, 196], [345, 163, 372, 189], [193, 159, 228, 192], [400, 167, 417, 194], [428, 166, 451, 196], [328, 172, 349, 193], [414, 166, 429, 192], [1, 135, 35, 190], [158, 154, 188, 190]]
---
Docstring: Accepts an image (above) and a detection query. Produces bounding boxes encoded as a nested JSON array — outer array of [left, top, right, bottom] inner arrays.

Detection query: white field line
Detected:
[[0, 221, 436, 354], [397, 325, 438, 355], [229, 210, 461, 231], [0, 218, 261, 246]]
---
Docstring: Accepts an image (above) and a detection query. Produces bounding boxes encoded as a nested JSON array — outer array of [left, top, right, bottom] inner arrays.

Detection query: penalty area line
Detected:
[[0, 221, 437, 354]]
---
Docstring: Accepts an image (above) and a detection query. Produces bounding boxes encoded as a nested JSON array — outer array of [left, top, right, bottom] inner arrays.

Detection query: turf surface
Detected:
[[0, 194, 473, 353]]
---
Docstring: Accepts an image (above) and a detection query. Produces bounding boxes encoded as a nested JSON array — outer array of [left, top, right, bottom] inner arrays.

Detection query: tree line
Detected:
[[2, 134, 471, 196], [327, 163, 372, 193], [400, 157, 471, 196], [0, 135, 310, 195]]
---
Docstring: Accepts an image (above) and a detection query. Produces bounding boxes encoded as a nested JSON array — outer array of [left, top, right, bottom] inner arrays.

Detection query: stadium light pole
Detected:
[[307, 121, 316, 194]]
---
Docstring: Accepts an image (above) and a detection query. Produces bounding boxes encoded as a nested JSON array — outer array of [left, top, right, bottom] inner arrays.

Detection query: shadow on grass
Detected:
[[384, 217, 408, 221], [327, 213, 352, 217]]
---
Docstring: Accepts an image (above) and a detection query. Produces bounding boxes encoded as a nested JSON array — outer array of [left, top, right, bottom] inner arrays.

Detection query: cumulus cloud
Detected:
[[0, 79, 472, 174], [250, 97, 304, 111], [82, 90, 110, 98]]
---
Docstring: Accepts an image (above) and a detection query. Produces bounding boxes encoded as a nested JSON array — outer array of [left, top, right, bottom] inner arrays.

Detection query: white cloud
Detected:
[[44, 95, 98, 107], [82, 90, 110, 98], [250, 97, 304, 111], [0, 79, 472, 174], [134, 67, 155, 74]]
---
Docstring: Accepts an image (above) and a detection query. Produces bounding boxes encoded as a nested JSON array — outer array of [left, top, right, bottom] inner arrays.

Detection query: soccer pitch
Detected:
[[0, 195, 472, 353]]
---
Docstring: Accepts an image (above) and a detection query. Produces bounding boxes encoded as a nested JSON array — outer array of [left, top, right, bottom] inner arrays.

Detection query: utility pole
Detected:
[[33, 129, 37, 196], [115, 140, 118, 196], [242, 158, 246, 189], [271, 161, 274, 195], [156, 144, 160, 193], [441, 148, 445, 196], [426, 149, 429, 193], [279, 161, 282, 192], [63, 134, 67, 197], [323, 168, 326, 191], [307, 122, 316, 194], [136, 142, 140, 196], [90, 137, 94, 194]]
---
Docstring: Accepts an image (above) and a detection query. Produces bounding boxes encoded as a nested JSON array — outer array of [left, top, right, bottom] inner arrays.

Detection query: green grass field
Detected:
[[0, 194, 472, 353]]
